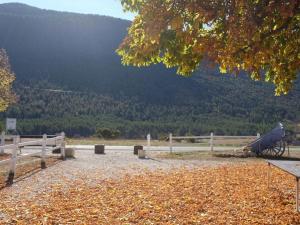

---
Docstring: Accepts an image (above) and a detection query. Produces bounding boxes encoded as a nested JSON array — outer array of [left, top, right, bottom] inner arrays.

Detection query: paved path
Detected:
[[67, 145, 300, 153], [67, 145, 241, 152]]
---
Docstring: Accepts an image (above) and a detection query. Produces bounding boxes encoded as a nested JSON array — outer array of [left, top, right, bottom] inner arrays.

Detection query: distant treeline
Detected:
[[0, 115, 276, 139], [0, 83, 295, 138]]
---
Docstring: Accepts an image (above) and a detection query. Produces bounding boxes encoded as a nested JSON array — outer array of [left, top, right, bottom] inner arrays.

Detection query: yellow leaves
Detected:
[[0, 49, 15, 112], [251, 71, 261, 81], [219, 65, 227, 74]]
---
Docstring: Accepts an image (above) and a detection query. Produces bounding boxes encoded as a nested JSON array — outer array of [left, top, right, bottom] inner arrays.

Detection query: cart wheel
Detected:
[[261, 140, 286, 157]]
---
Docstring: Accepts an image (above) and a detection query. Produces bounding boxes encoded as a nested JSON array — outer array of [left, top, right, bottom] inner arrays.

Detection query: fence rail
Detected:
[[171, 135, 258, 140], [168, 133, 260, 153], [0, 132, 66, 186]]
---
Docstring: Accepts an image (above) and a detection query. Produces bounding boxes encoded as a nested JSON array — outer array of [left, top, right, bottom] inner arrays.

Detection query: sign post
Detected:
[[6, 118, 17, 132], [0, 131, 5, 155]]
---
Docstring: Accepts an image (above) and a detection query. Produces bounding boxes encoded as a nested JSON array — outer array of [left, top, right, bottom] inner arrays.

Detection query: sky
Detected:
[[0, 0, 135, 20]]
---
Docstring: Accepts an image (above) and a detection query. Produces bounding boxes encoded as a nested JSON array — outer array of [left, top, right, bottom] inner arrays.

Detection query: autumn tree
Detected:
[[0, 49, 15, 111], [118, 0, 300, 95]]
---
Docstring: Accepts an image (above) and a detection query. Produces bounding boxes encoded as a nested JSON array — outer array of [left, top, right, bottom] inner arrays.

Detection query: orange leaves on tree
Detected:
[[118, 0, 300, 95]]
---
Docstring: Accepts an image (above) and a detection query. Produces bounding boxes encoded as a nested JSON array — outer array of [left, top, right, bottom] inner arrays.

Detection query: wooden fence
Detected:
[[168, 133, 260, 153], [0, 132, 66, 186]]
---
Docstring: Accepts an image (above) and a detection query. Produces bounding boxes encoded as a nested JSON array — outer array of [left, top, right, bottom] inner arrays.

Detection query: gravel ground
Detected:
[[0, 149, 230, 204]]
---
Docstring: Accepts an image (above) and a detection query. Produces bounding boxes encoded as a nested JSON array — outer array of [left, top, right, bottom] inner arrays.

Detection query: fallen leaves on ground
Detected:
[[0, 163, 300, 224], [0, 154, 11, 161]]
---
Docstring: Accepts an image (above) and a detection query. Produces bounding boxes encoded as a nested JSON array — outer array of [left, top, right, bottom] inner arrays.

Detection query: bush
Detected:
[[185, 133, 196, 143], [158, 134, 168, 141], [96, 128, 120, 139], [186, 138, 196, 143]]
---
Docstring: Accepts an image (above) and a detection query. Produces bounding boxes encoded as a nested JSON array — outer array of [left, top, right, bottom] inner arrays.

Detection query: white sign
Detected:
[[6, 118, 16, 131]]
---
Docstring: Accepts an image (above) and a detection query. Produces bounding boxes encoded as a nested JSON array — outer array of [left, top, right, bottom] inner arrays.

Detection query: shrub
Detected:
[[96, 128, 120, 139]]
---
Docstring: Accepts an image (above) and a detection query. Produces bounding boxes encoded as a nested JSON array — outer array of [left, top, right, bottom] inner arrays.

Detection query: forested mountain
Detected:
[[0, 3, 299, 138]]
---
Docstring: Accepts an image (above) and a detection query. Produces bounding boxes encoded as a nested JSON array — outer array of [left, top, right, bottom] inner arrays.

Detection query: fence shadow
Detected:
[[213, 152, 251, 159], [0, 159, 63, 190]]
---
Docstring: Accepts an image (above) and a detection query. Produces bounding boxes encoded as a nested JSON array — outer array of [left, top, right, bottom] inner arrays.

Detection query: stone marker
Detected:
[[65, 148, 75, 158], [95, 145, 105, 154], [138, 149, 146, 159], [134, 145, 143, 155]]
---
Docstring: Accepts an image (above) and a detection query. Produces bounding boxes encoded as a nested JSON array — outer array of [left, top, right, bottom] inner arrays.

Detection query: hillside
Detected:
[[0, 3, 299, 138]]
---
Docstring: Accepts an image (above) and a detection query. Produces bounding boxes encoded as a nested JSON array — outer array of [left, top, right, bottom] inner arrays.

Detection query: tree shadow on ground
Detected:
[[214, 152, 300, 161]]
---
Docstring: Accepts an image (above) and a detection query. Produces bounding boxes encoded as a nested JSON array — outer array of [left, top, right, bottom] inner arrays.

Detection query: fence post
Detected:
[[147, 133, 151, 151], [210, 132, 214, 151], [169, 133, 173, 153], [17, 135, 21, 154], [61, 132, 66, 160], [6, 137, 19, 186], [0, 131, 5, 155], [41, 134, 47, 169]]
